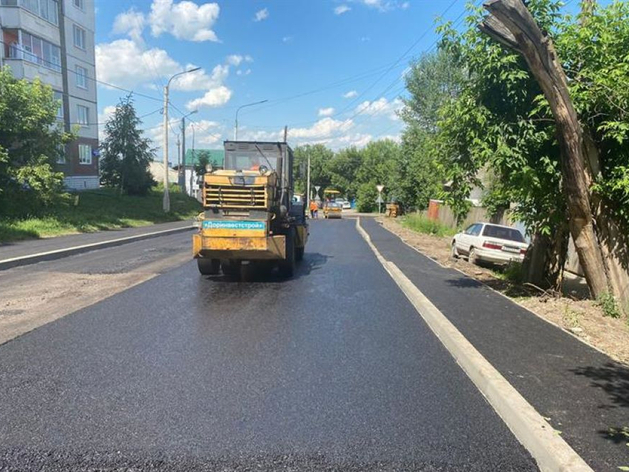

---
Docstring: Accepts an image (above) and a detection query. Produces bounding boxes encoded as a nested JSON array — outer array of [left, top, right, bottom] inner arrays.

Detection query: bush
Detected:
[[596, 292, 622, 319], [401, 214, 457, 237]]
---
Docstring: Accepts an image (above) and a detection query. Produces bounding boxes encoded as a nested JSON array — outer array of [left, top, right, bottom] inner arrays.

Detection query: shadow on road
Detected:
[[201, 252, 331, 284], [572, 362, 629, 410]]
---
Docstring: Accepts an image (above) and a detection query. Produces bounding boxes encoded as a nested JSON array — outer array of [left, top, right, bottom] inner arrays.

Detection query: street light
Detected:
[[163, 67, 201, 212], [234, 99, 268, 140], [179, 109, 198, 190]]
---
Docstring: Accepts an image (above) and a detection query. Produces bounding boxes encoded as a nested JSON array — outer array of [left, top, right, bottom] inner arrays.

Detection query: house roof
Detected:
[[184, 149, 224, 167]]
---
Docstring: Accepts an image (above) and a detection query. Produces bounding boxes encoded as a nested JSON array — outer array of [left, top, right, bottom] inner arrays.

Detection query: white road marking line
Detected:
[[356, 217, 593, 472]]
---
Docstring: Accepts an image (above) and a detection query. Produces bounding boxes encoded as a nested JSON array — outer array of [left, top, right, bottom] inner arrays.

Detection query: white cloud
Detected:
[[98, 105, 117, 140], [95, 39, 180, 88], [186, 86, 233, 110], [290, 117, 353, 139], [355, 97, 403, 120], [343, 90, 358, 99], [150, 0, 220, 42], [171, 64, 228, 91], [191, 119, 222, 144], [334, 5, 351, 14], [282, 36, 293, 43], [318, 107, 335, 117], [112, 9, 146, 43], [226, 54, 253, 66], [357, 0, 409, 12], [236, 68, 252, 76], [254, 8, 269, 22]]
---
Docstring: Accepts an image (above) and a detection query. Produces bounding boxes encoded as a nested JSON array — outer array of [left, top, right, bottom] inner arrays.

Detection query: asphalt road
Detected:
[[0, 219, 537, 471]]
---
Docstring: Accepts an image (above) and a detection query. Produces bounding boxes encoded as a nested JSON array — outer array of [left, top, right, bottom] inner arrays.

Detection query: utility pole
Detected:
[[306, 154, 311, 216], [283, 125, 288, 142], [162, 67, 200, 212], [180, 110, 197, 193], [176, 135, 181, 180]]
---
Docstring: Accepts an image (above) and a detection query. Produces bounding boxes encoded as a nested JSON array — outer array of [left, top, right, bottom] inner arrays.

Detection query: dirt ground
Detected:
[[379, 217, 629, 366]]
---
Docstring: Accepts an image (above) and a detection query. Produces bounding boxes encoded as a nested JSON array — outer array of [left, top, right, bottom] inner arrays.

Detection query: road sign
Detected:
[[376, 185, 384, 193], [376, 195, 383, 204], [314, 186, 320, 192]]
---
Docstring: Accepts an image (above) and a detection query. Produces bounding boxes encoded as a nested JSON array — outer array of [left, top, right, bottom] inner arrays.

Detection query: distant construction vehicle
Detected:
[[192, 141, 308, 278]]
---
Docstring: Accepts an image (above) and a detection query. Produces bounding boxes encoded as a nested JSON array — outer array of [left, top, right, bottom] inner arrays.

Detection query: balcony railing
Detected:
[[6, 43, 62, 73]]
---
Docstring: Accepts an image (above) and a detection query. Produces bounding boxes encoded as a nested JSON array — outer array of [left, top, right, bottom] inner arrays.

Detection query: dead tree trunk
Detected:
[[479, 0, 610, 300]]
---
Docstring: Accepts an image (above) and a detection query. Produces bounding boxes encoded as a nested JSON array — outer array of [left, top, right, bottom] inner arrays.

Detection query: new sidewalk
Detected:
[[0, 220, 194, 270], [361, 218, 629, 472]]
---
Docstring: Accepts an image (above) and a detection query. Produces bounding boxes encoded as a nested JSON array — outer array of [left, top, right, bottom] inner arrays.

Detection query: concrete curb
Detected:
[[0, 225, 195, 271], [356, 218, 593, 472]]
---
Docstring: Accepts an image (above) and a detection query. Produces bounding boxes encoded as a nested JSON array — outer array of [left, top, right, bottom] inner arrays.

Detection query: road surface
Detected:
[[0, 219, 538, 471]]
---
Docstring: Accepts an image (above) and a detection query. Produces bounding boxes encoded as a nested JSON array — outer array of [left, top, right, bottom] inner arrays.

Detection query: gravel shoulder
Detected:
[[379, 216, 629, 365]]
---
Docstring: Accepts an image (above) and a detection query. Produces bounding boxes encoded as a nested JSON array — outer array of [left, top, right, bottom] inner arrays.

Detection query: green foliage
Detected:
[[596, 291, 622, 319], [292, 140, 402, 211], [356, 183, 378, 213], [194, 150, 211, 176], [293, 144, 334, 195], [0, 188, 201, 242], [100, 95, 156, 196], [0, 67, 71, 216], [401, 214, 457, 238], [556, 2, 629, 235], [496, 262, 524, 284]]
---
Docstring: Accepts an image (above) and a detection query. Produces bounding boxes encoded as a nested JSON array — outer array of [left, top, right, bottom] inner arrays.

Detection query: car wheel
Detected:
[[451, 242, 459, 259], [469, 247, 478, 265]]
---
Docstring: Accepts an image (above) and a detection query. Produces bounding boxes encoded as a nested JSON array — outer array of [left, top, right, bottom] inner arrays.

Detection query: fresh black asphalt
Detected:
[[361, 217, 629, 472], [0, 220, 192, 263], [0, 219, 537, 471]]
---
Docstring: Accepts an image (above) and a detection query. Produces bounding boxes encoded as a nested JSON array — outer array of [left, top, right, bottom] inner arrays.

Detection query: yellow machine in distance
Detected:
[[323, 188, 342, 219], [192, 141, 308, 278]]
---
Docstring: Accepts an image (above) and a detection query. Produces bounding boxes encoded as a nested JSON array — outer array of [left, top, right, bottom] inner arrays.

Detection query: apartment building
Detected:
[[0, 0, 99, 190]]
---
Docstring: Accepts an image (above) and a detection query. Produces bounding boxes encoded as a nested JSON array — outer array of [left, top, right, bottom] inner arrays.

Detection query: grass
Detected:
[[401, 214, 458, 238], [0, 187, 202, 243]]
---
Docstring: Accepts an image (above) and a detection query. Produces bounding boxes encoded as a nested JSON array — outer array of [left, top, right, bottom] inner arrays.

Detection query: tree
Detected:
[[194, 150, 211, 177], [480, 0, 629, 307], [100, 96, 155, 196], [293, 144, 334, 197], [0, 67, 70, 216], [398, 50, 463, 212]]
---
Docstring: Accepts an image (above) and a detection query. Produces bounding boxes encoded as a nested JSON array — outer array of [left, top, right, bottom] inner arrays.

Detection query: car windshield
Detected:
[[482, 224, 525, 242], [329, 202, 342, 208], [224, 149, 280, 172]]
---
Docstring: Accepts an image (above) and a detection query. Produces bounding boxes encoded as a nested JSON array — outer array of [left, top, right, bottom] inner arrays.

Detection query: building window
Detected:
[[56, 145, 66, 164], [73, 24, 86, 50], [73, 0, 83, 9], [53, 91, 63, 119], [0, 0, 60, 25], [75, 65, 88, 89], [78, 144, 92, 165], [77, 105, 89, 126], [3, 29, 61, 72]]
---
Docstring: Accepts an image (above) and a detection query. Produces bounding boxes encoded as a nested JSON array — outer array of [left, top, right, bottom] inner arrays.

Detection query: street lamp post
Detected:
[[163, 67, 200, 212], [234, 99, 268, 140], [180, 110, 198, 192]]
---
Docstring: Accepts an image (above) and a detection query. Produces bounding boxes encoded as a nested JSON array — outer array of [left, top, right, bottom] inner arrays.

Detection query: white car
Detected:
[[452, 223, 528, 265], [341, 199, 351, 210]]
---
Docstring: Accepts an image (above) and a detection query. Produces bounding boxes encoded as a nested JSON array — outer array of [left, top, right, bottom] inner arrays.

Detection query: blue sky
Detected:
[[93, 0, 582, 163], [93, 0, 473, 162]]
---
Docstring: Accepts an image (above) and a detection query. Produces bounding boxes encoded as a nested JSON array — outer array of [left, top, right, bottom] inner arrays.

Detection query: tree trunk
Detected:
[[523, 223, 568, 291], [479, 0, 611, 300]]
